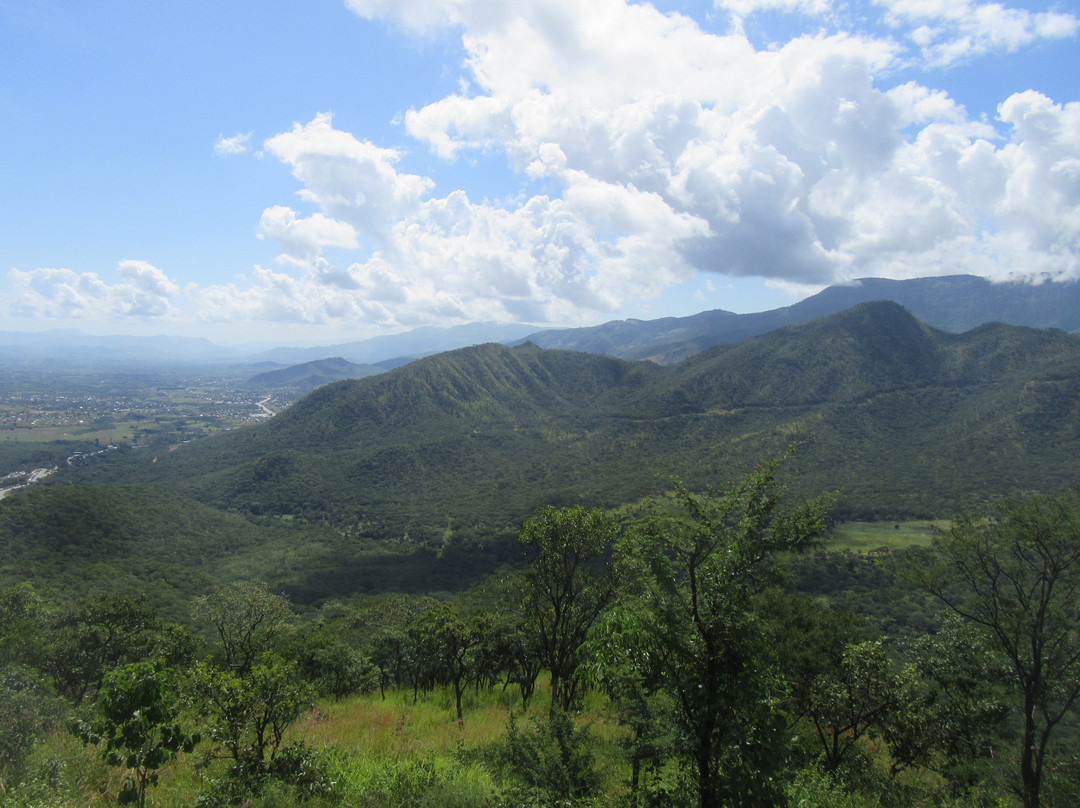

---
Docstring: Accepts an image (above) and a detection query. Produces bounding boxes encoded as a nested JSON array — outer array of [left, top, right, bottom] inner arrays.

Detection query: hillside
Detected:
[[245, 356, 384, 391], [55, 302, 1080, 544], [523, 274, 1080, 363]]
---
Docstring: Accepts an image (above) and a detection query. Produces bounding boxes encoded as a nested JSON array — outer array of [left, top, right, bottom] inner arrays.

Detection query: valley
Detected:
[[2, 288, 1079, 808]]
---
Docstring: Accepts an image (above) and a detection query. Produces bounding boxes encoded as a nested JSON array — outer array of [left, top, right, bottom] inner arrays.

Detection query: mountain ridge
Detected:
[[61, 302, 1080, 537]]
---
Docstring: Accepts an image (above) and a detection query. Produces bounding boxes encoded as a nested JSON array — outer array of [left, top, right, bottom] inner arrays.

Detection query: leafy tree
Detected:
[[291, 633, 375, 700], [0, 583, 48, 670], [886, 613, 1010, 786], [459, 570, 543, 707], [804, 639, 914, 773], [518, 504, 618, 716], [498, 710, 601, 806], [46, 592, 158, 702], [76, 659, 198, 808], [610, 457, 832, 808], [185, 652, 313, 792], [191, 579, 292, 676], [908, 490, 1080, 808]]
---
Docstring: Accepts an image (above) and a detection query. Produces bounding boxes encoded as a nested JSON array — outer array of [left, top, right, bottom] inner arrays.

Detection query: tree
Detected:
[[610, 456, 832, 808], [0, 664, 64, 796], [77, 659, 198, 808], [518, 505, 618, 716], [191, 580, 292, 676], [46, 592, 158, 702], [185, 652, 313, 791], [908, 490, 1080, 808], [406, 603, 480, 722], [804, 639, 913, 773]]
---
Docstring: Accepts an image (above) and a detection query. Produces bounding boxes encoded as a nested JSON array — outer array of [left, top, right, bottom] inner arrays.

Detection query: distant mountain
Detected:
[[246, 357, 384, 391], [0, 329, 238, 364], [5, 275, 1078, 368], [253, 321, 546, 365], [65, 302, 1080, 542], [521, 275, 1080, 363]]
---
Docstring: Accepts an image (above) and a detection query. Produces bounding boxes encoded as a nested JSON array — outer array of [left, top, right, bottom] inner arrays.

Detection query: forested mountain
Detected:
[[245, 356, 383, 391], [57, 302, 1080, 549], [522, 274, 1080, 362]]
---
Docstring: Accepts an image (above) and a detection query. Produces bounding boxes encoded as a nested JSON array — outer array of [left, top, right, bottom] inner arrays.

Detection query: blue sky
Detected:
[[2, 0, 1078, 345]]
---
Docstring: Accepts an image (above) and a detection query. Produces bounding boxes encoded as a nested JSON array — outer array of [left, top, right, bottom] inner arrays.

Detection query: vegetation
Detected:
[[3, 463, 1079, 806], [2, 303, 1080, 806]]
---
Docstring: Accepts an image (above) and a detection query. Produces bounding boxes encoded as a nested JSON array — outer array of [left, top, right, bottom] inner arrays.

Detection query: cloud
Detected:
[[214, 132, 252, 156], [257, 205, 359, 262], [6, 261, 181, 320], [190, 0, 1077, 331], [876, 0, 1080, 67], [263, 113, 433, 242]]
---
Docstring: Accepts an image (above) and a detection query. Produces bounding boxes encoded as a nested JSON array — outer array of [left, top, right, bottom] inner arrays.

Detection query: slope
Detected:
[[523, 274, 1080, 362], [58, 302, 1080, 538]]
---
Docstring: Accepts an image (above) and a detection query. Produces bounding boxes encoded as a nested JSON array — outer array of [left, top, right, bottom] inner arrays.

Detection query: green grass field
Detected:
[[828, 520, 944, 553]]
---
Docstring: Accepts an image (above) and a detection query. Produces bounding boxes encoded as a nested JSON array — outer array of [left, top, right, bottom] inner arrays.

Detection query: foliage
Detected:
[[45, 592, 159, 703], [191, 579, 293, 676], [606, 454, 833, 808], [803, 639, 915, 773], [186, 653, 315, 793], [519, 505, 619, 716], [0, 665, 65, 791], [495, 711, 601, 806], [907, 490, 1080, 808], [75, 659, 198, 808]]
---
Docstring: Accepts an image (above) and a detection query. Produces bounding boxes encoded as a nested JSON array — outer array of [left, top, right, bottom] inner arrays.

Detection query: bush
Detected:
[[494, 711, 600, 806]]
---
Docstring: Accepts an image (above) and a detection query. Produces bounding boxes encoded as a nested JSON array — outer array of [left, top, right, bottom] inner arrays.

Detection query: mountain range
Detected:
[[62, 301, 1080, 541], [4, 274, 1079, 370], [7, 298, 1080, 605]]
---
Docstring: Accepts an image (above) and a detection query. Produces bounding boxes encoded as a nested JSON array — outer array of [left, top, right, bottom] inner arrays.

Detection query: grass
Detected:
[[829, 520, 944, 553], [9, 679, 631, 808]]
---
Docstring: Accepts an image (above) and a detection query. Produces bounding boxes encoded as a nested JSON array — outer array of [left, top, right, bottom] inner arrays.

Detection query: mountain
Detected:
[[252, 321, 546, 365], [521, 275, 1080, 363], [62, 302, 1080, 543], [245, 357, 384, 391], [4, 275, 1078, 369], [0, 329, 239, 364]]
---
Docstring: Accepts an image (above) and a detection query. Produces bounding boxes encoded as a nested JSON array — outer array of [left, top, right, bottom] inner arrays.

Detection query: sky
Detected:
[[2, 0, 1079, 346]]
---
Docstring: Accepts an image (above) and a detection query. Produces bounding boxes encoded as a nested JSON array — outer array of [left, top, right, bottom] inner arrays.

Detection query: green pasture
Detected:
[[828, 520, 943, 553]]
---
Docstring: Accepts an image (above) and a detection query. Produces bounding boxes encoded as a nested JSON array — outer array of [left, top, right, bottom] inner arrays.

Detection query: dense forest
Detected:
[[3, 458, 1080, 807], [2, 301, 1080, 807]]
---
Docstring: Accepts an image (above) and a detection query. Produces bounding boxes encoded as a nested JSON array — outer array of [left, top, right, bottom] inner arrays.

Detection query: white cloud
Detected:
[[257, 205, 359, 262], [214, 132, 252, 156], [875, 0, 1079, 67], [188, 0, 1078, 331], [263, 113, 433, 242], [6, 261, 181, 320]]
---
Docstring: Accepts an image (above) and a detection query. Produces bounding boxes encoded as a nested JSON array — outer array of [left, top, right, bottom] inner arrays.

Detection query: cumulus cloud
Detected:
[[7, 261, 181, 320], [263, 113, 433, 242], [876, 0, 1079, 66], [214, 132, 252, 156], [257, 205, 359, 262], [194, 0, 1078, 330]]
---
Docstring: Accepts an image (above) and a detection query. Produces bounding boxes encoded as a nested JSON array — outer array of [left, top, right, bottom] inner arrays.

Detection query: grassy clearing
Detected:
[[829, 520, 944, 553], [11, 681, 632, 808]]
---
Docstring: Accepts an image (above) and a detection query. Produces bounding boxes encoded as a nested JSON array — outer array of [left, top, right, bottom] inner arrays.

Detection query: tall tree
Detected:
[[191, 580, 292, 676], [610, 457, 832, 808], [908, 491, 1080, 808], [519, 505, 618, 716]]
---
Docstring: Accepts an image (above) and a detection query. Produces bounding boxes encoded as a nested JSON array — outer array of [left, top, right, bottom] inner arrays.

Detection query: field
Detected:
[[829, 520, 941, 553], [20, 680, 635, 808]]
